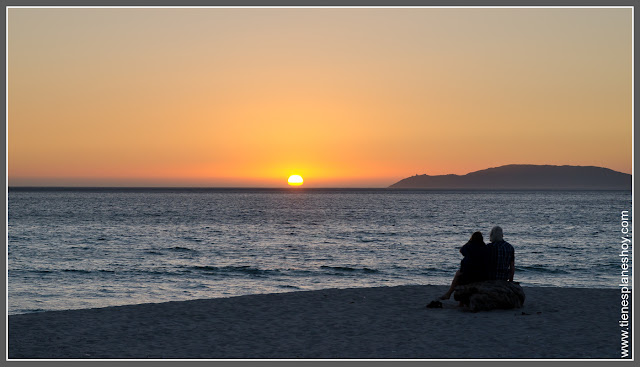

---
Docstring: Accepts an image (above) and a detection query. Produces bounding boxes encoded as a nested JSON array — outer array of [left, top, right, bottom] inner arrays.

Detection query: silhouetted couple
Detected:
[[440, 226, 515, 300]]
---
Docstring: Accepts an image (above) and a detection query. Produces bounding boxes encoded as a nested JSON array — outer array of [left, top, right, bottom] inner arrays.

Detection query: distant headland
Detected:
[[388, 165, 632, 190]]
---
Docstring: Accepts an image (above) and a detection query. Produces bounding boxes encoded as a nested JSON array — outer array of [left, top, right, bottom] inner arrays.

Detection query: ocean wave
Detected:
[[13, 268, 157, 277], [62, 269, 117, 274], [517, 265, 570, 274], [69, 246, 92, 250], [62, 269, 93, 274], [144, 250, 164, 255], [16, 265, 290, 278], [356, 238, 376, 243], [168, 246, 198, 253], [28, 270, 53, 274], [320, 265, 379, 274], [15, 308, 48, 314], [188, 265, 281, 277], [417, 267, 456, 275], [182, 237, 203, 243], [278, 284, 301, 289]]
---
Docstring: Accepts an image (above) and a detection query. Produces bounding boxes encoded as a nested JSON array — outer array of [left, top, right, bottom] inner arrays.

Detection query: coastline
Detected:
[[8, 284, 625, 359]]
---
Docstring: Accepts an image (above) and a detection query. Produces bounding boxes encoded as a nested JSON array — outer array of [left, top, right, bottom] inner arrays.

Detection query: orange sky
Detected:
[[8, 7, 633, 187]]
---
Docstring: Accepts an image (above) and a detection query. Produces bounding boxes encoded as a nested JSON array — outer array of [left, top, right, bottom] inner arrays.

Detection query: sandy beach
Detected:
[[8, 285, 626, 359]]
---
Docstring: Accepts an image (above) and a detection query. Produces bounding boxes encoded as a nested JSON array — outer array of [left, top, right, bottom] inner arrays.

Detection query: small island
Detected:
[[388, 164, 631, 190]]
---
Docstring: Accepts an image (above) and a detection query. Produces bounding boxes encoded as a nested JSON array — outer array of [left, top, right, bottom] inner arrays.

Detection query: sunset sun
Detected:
[[287, 175, 304, 186]]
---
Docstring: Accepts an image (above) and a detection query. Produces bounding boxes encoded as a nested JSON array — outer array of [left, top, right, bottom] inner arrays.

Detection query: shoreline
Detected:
[[8, 284, 626, 359], [8, 283, 622, 316]]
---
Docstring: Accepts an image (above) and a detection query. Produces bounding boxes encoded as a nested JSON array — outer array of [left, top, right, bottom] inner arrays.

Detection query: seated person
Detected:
[[487, 226, 515, 282], [440, 231, 489, 300]]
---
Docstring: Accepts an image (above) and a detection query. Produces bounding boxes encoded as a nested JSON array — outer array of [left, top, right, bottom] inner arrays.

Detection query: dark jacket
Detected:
[[459, 240, 490, 282]]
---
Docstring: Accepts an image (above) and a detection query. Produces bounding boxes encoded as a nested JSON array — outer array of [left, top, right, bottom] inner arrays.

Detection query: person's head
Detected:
[[470, 231, 484, 244], [489, 226, 504, 242]]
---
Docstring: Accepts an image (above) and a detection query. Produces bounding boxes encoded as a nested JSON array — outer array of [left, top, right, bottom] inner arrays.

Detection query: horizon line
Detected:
[[6, 186, 632, 192], [6, 164, 632, 190]]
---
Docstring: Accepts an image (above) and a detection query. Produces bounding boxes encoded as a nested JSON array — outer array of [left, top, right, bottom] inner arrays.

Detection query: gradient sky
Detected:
[[8, 7, 633, 187]]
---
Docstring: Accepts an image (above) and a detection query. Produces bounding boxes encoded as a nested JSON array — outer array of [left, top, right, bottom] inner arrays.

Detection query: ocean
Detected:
[[7, 188, 632, 315]]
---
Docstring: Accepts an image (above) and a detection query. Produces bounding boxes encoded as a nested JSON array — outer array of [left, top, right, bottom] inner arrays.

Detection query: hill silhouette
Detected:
[[388, 165, 631, 190]]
